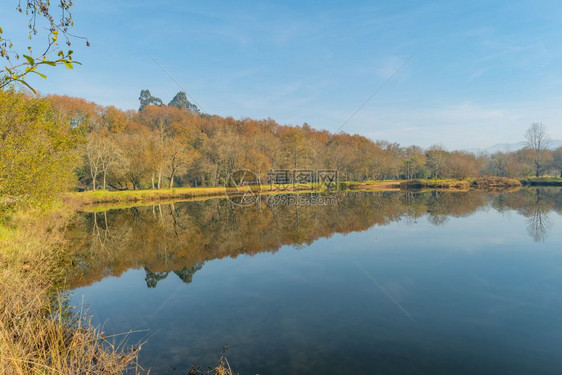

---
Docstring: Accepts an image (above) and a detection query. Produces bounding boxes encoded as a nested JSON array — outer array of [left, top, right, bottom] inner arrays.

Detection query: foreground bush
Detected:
[[0, 90, 80, 211]]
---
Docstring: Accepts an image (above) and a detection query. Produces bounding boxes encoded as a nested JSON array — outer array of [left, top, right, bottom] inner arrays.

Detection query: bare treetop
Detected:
[[525, 122, 551, 152]]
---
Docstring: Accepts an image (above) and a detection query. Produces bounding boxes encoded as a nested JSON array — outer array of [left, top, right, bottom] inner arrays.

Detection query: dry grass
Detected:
[[64, 186, 247, 209], [398, 177, 523, 191], [189, 355, 234, 375], [0, 208, 142, 374], [214, 356, 234, 375], [65, 183, 321, 210]]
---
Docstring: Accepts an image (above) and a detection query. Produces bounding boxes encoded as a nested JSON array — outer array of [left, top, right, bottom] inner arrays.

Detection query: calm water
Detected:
[[67, 189, 562, 374]]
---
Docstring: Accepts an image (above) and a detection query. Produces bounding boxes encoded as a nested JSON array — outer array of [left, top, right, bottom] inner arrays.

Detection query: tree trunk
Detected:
[[157, 170, 162, 189], [169, 173, 175, 188], [103, 170, 107, 190], [535, 162, 540, 177], [213, 166, 219, 187], [151, 172, 155, 190]]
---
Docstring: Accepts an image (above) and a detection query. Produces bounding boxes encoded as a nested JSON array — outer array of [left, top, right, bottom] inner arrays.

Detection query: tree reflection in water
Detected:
[[65, 188, 562, 288], [521, 189, 553, 242]]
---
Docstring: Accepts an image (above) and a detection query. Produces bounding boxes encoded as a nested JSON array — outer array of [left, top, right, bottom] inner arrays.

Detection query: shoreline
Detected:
[[64, 177, 562, 211], [64, 184, 319, 210], [520, 177, 562, 186]]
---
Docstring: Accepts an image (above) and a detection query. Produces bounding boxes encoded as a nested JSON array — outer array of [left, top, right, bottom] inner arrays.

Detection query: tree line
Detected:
[[2, 89, 562, 203], [58, 90, 562, 190]]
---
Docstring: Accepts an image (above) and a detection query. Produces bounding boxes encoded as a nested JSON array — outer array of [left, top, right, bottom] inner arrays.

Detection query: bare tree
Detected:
[[525, 123, 551, 177], [99, 139, 125, 190], [85, 132, 125, 190], [85, 133, 104, 191]]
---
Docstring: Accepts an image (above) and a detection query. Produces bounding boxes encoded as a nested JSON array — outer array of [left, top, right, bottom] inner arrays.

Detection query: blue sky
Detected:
[[2, 0, 562, 149]]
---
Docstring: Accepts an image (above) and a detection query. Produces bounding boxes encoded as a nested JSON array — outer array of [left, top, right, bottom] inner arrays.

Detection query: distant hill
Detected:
[[465, 140, 562, 154]]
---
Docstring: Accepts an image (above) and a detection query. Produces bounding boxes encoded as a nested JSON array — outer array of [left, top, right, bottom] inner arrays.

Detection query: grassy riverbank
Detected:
[[65, 183, 319, 209], [0, 209, 141, 374], [65, 186, 251, 208], [65, 177, 530, 210], [399, 179, 471, 190], [399, 177, 522, 190], [342, 180, 401, 191], [470, 177, 523, 190], [346, 177, 522, 192]]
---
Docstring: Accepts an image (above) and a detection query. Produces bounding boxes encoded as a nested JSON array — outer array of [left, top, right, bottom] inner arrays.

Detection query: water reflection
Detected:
[[66, 188, 562, 288], [144, 263, 203, 288], [523, 189, 553, 242]]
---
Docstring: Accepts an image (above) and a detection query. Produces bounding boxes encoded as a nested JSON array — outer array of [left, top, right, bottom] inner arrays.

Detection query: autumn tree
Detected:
[[114, 130, 153, 189], [138, 106, 171, 188], [445, 151, 480, 179], [551, 147, 562, 177], [375, 141, 401, 179], [205, 127, 245, 185], [46, 95, 102, 130], [103, 105, 129, 133], [164, 138, 198, 188], [425, 146, 448, 179], [324, 134, 355, 180], [400, 146, 426, 179], [0, 90, 78, 207], [278, 125, 316, 169]]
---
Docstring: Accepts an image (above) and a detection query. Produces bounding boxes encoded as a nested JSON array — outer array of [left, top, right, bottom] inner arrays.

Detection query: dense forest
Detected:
[[49, 90, 562, 190], [2, 89, 562, 201]]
